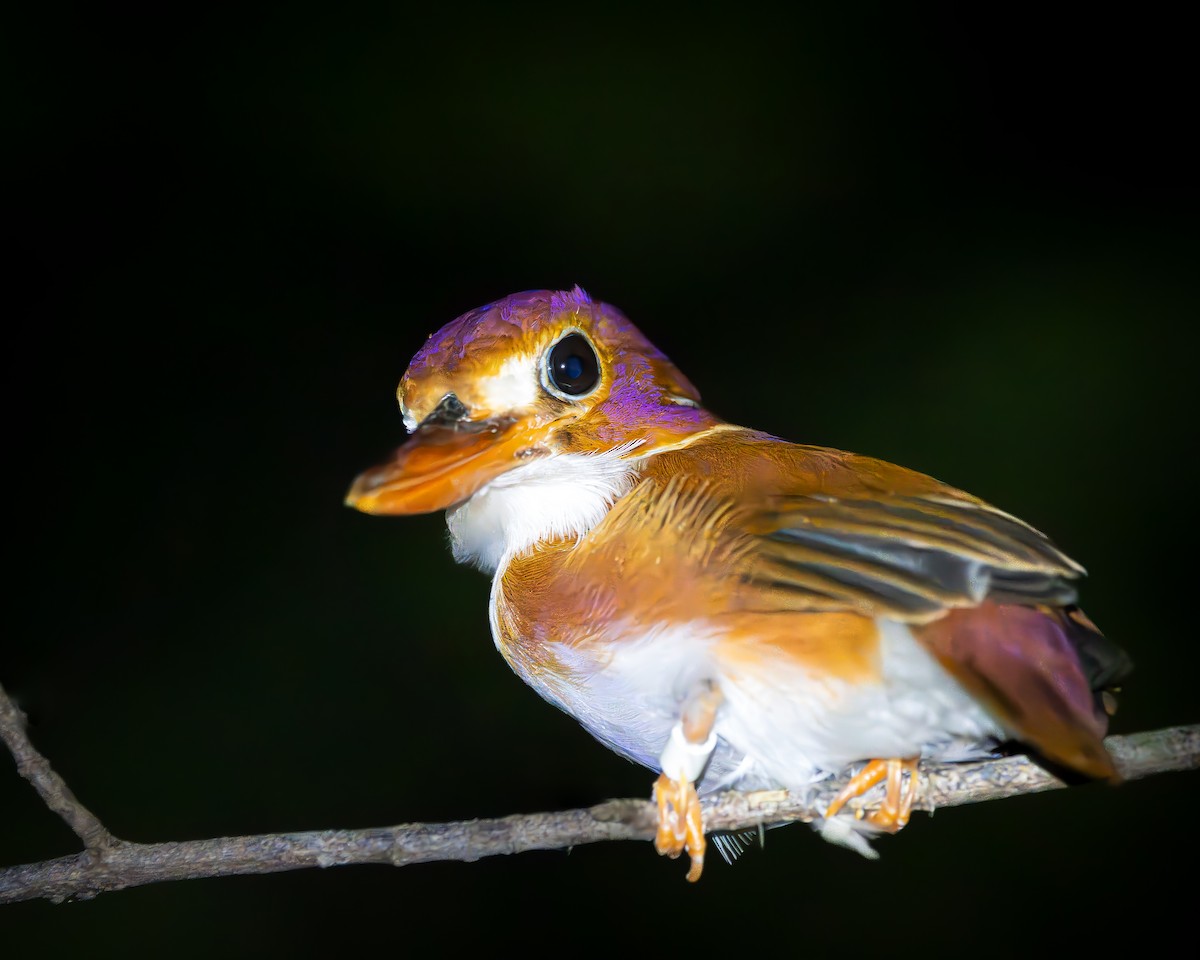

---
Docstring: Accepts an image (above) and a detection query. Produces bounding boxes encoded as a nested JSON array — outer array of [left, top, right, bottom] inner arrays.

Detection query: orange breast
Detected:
[[492, 429, 908, 688]]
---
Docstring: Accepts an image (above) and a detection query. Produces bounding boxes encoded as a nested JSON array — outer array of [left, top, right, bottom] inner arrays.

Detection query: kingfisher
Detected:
[[345, 286, 1131, 881]]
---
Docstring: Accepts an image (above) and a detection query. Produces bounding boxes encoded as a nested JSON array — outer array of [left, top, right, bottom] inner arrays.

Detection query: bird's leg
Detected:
[[654, 682, 723, 882], [824, 757, 920, 831]]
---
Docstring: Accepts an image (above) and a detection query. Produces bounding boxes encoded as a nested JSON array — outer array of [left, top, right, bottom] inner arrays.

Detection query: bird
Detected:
[[345, 286, 1131, 881]]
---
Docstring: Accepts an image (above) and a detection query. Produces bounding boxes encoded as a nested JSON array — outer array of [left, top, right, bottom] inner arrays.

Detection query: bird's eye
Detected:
[[545, 333, 600, 398]]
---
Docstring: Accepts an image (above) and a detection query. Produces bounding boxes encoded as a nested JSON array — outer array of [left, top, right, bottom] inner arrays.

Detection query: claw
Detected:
[[654, 772, 706, 881], [825, 757, 920, 832], [653, 684, 723, 881]]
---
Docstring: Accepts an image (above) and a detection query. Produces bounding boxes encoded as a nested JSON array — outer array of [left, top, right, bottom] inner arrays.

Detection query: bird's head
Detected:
[[346, 286, 718, 514]]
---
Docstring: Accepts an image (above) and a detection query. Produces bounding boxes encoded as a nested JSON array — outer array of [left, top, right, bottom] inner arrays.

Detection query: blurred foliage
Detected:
[[3, 4, 1195, 955]]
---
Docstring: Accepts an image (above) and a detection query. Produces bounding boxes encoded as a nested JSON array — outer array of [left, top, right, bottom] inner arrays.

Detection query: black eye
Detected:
[[546, 333, 600, 397]]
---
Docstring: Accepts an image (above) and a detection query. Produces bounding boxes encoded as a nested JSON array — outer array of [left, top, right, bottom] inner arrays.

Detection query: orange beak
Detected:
[[345, 417, 545, 515]]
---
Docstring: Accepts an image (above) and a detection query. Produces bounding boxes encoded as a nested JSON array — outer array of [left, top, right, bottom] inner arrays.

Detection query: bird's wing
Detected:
[[641, 431, 1084, 624], [631, 430, 1129, 780], [739, 485, 1083, 622]]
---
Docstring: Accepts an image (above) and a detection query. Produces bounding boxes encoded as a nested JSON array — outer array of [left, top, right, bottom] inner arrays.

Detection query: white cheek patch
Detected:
[[477, 353, 539, 412]]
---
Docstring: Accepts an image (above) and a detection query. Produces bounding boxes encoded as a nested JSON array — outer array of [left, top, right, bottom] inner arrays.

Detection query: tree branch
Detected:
[[2, 677, 1196, 906], [0, 683, 113, 852]]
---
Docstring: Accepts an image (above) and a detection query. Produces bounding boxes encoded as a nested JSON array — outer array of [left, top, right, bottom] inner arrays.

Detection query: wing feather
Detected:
[[635, 431, 1086, 623], [741, 493, 1082, 622]]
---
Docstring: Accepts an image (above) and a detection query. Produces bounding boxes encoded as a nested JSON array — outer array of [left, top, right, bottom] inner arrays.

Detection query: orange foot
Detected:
[[824, 757, 920, 831], [654, 684, 723, 882], [653, 772, 706, 882]]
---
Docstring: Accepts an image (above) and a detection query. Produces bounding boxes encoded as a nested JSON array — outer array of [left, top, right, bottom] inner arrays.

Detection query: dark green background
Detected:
[[5, 5, 1195, 954]]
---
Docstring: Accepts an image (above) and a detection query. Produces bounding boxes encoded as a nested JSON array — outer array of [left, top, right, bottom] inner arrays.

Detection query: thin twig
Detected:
[[0, 684, 113, 852], [1, 675, 1196, 905]]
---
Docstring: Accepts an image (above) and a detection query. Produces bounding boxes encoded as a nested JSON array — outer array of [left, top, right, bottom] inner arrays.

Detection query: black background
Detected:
[[5, 5, 1196, 954]]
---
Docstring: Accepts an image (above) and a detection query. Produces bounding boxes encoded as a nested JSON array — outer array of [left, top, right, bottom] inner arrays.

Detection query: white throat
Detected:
[[445, 443, 641, 574]]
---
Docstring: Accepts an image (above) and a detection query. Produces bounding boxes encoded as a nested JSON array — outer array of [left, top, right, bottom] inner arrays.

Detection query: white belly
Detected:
[[715, 618, 1005, 791], [520, 617, 1005, 794]]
